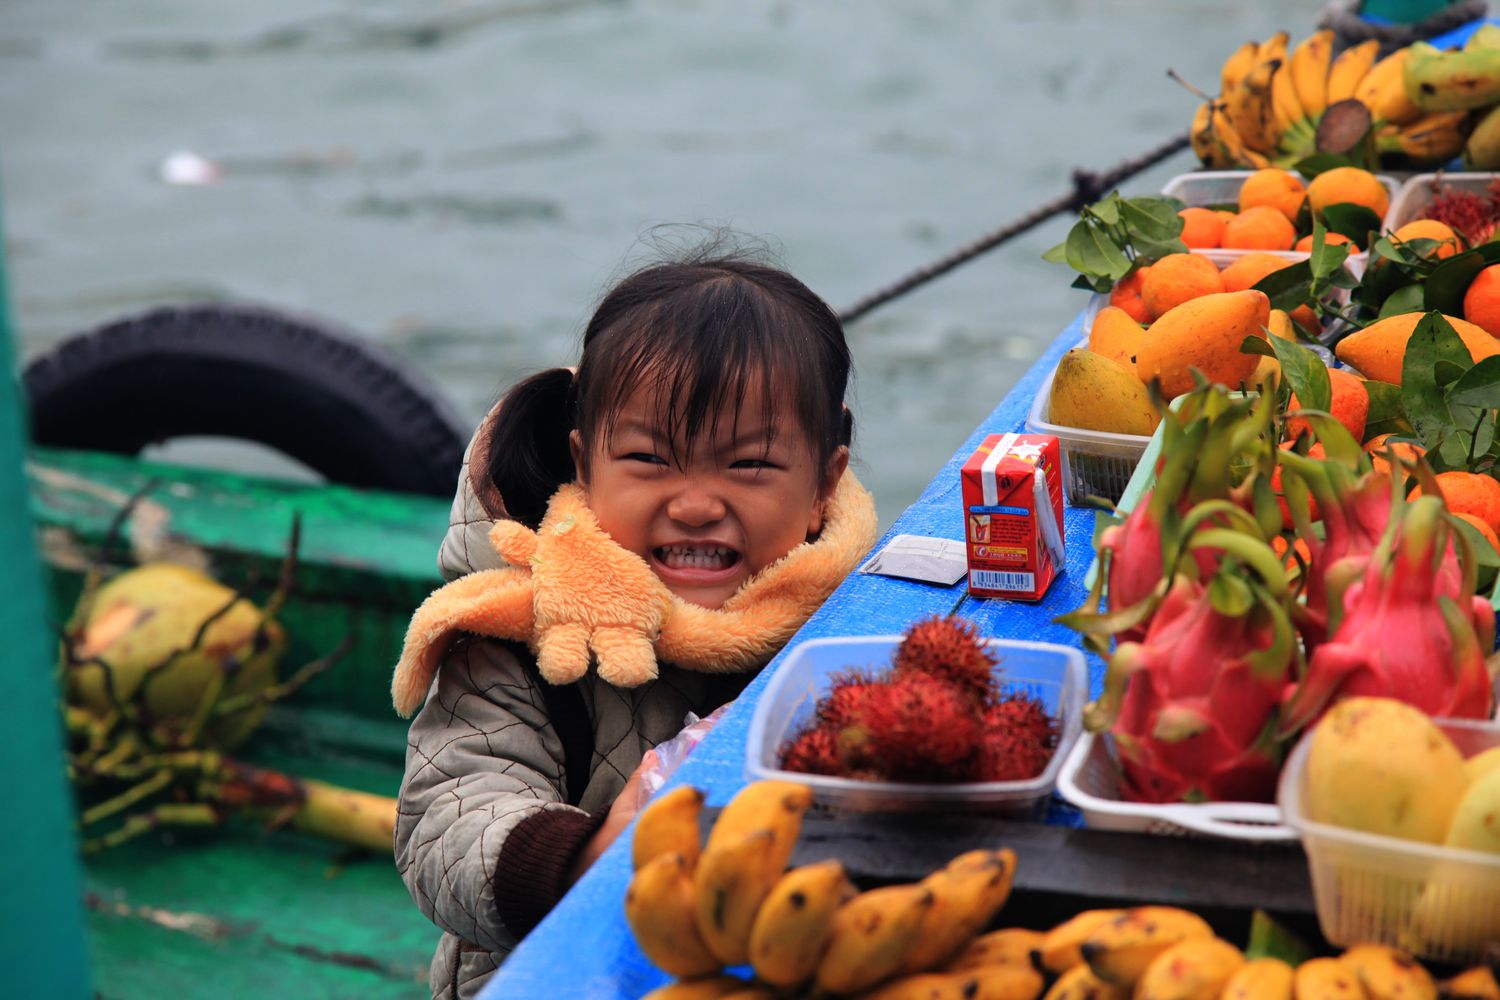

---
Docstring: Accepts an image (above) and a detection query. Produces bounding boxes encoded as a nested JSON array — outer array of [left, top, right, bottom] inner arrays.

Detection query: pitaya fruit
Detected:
[[1281, 495, 1499, 732], [1083, 534, 1299, 804]]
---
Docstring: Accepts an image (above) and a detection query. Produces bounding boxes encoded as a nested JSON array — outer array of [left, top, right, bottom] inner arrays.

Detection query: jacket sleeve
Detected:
[[394, 636, 607, 948]]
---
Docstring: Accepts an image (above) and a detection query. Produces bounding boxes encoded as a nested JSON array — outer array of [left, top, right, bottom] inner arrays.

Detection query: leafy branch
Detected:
[[1042, 191, 1188, 293]]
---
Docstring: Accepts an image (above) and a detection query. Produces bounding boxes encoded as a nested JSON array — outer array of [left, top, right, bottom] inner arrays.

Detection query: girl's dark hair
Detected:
[[488, 252, 853, 527]]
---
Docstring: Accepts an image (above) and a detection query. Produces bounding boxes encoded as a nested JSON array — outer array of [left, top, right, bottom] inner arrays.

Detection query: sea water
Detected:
[[0, 0, 1323, 526]]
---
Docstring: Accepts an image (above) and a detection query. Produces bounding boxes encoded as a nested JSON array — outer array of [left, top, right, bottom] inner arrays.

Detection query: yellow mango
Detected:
[[1334, 311, 1500, 385], [1049, 349, 1161, 436], [1134, 290, 1269, 399], [1088, 305, 1147, 369], [1249, 309, 1296, 390], [1305, 697, 1468, 844]]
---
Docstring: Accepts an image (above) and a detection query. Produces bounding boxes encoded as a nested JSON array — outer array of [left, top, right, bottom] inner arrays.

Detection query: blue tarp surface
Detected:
[[479, 309, 1107, 999]]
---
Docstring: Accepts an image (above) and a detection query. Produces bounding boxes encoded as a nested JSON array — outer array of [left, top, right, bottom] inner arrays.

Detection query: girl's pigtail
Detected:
[[486, 368, 578, 528]]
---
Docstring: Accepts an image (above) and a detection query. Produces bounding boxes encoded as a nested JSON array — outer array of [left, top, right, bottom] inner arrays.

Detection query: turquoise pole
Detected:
[[0, 200, 92, 994]]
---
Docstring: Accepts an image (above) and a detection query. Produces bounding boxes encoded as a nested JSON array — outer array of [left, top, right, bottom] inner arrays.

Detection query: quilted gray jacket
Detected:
[[394, 410, 752, 1000]]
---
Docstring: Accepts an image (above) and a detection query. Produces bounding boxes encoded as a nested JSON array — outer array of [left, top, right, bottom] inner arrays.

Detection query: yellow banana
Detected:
[[1222, 40, 1262, 96], [1440, 966, 1500, 1000], [625, 852, 724, 980], [1469, 24, 1500, 52], [1464, 101, 1500, 168], [1340, 945, 1437, 1000], [1224, 958, 1296, 1000], [1355, 47, 1422, 126], [814, 883, 935, 996], [703, 779, 812, 854], [1289, 29, 1335, 116], [1038, 909, 1128, 974], [1225, 56, 1283, 155], [948, 927, 1046, 973], [1078, 906, 1215, 988], [693, 829, 781, 965], [899, 849, 1018, 975], [1294, 957, 1367, 1000], [1377, 109, 1469, 163], [1043, 962, 1132, 1000], [640, 976, 753, 1000], [1133, 937, 1245, 1000], [1271, 63, 1307, 137], [719, 989, 775, 1000], [633, 785, 705, 872], [1193, 101, 1255, 169], [1210, 103, 1272, 168], [863, 965, 1046, 1000], [1405, 39, 1500, 112], [1257, 31, 1291, 69], [1327, 40, 1381, 105], [746, 859, 855, 990]]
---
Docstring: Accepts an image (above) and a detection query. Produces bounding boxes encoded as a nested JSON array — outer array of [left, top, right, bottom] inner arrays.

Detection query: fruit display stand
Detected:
[[476, 309, 1325, 1000]]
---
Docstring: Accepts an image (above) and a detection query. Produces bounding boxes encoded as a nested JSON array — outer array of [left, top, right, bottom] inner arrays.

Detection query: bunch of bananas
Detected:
[[626, 780, 1500, 1000], [1191, 30, 1470, 171], [1405, 24, 1500, 168]]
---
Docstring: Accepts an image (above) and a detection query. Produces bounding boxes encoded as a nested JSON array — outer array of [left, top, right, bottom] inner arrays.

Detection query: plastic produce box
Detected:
[[1384, 171, 1500, 234], [744, 635, 1085, 814], [1056, 732, 1296, 842], [1161, 169, 1398, 269], [1279, 716, 1500, 964]]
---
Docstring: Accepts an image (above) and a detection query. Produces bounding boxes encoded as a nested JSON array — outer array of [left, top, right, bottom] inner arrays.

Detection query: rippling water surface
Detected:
[[2, 0, 1317, 524]]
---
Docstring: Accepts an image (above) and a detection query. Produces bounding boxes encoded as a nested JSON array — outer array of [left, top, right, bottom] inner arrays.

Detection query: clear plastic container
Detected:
[[1056, 732, 1297, 842], [1161, 169, 1398, 269], [1278, 716, 1500, 964], [744, 635, 1085, 814], [1384, 171, 1500, 233]]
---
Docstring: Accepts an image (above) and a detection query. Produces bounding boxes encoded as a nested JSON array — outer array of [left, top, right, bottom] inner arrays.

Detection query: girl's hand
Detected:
[[567, 749, 658, 886]]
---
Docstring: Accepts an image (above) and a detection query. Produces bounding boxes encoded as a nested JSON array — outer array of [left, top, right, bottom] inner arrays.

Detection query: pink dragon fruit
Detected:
[[1084, 526, 1299, 804], [1281, 494, 1498, 732]]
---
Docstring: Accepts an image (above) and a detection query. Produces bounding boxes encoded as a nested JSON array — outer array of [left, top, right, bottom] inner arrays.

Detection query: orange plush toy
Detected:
[[392, 472, 876, 715]]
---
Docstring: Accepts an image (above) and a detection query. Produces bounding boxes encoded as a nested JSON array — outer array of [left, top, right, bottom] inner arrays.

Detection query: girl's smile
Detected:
[[572, 380, 846, 610]]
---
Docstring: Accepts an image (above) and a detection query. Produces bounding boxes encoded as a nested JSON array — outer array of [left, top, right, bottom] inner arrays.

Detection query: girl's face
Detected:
[[571, 381, 847, 610]]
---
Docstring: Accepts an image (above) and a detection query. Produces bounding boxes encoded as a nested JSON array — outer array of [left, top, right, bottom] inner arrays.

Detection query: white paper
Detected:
[[857, 533, 968, 586]]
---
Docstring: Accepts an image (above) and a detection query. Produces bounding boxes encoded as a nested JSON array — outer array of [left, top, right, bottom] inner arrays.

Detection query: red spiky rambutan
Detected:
[[977, 695, 1058, 781], [847, 672, 983, 781], [891, 615, 998, 706], [780, 723, 844, 776], [817, 669, 882, 727]]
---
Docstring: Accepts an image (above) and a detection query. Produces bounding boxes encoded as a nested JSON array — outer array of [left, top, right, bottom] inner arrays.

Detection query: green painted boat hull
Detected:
[[31, 446, 454, 996]]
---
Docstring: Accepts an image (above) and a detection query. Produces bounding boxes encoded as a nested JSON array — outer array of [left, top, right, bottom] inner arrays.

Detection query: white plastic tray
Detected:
[[1056, 731, 1297, 842], [1384, 171, 1500, 233], [745, 635, 1085, 814], [1279, 716, 1500, 964]]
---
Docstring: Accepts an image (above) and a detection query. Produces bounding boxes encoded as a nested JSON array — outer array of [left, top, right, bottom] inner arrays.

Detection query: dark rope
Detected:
[[837, 131, 1192, 325]]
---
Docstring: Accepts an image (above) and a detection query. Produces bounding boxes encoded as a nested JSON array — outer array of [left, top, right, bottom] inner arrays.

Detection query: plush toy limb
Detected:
[[536, 621, 591, 685], [489, 519, 539, 566], [590, 625, 659, 688]]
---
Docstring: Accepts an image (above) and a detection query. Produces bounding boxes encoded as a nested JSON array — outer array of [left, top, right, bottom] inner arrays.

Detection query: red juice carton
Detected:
[[960, 433, 1064, 601]]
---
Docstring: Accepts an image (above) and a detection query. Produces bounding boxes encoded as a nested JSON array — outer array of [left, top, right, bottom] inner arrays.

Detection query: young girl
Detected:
[[390, 251, 877, 1000]]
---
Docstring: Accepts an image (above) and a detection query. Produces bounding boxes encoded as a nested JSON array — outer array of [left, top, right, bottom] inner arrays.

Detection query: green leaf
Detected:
[[1424, 249, 1489, 316], [1240, 335, 1276, 358], [1294, 154, 1356, 179], [1463, 368, 1500, 404], [1088, 194, 1123, 227], [1120, 197, 1186, 241], [1378, 284, 1426, 319], [1361, 380, 1412, 440], [1042, 241, 1068, 265], [1253, 262, 1315, 313], [1402, 312, 1471, 450], [1320, 203, 1383, 248], [1066, 223, 1132, 282], [1245, 910, 1314, 965], [1270, 335, 1331, 413]]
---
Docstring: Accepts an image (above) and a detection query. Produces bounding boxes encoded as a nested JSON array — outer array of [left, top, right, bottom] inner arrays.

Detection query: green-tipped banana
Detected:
[[1405, 39, 1500, 111], [1464, 102, 1500, 169]]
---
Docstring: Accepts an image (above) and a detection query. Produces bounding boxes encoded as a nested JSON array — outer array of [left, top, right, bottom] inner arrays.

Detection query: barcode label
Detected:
[[970, 570, 1034, 592]]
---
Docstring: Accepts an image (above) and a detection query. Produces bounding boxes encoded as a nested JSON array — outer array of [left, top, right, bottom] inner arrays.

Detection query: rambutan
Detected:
[[976, 695, 1058, 781], [891, 615, 998, 706], [847, 672, 982, 781], [817, 669, 882, 727], [780, 723, 843, 776]]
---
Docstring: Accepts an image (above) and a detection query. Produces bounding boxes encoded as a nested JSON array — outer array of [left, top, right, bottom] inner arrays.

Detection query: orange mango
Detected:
[[1135, 290, 1271, 398], [1335, 312, 1500, 385]]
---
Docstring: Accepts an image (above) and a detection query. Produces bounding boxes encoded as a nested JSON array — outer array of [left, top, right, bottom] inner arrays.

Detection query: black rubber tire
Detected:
[[23, 304, 471, 497]]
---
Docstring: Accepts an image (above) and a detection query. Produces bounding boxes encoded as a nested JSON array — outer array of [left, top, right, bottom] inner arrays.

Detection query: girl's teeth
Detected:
[[659, 546, 734, 570]]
